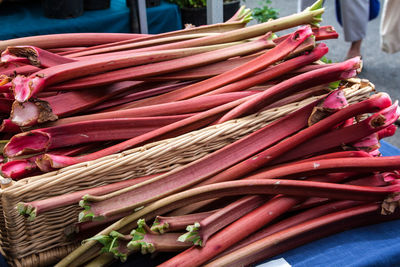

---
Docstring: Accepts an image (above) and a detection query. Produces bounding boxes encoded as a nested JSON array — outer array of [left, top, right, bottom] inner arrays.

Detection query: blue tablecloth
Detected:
[[268, 141, 400, 267], [0, 0, 182, 40]]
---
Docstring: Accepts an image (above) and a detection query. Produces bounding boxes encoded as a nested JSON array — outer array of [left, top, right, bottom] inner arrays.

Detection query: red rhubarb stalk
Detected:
[[4, 114, 192, 158], [217, 57, 362, 123], [205, 93, 392, 185]]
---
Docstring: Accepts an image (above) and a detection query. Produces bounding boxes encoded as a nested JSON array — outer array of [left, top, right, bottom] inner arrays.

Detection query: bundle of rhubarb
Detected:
[[1, 0, 400, 266]]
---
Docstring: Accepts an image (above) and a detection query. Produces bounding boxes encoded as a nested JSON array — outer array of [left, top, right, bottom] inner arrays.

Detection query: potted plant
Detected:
[[168, 0, 241, 27]]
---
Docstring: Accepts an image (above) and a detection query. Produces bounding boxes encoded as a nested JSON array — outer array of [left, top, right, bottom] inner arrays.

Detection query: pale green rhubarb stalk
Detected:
[[4, 114, 192, 158], [203, 203, 399, 267], [204, 93, 392, 185], [65, 1, 322, 58], [55, 176, 398, 267], [178, 195, 269, 246], [10, 81, 146, 127], [121, 0, 323, 54], [151, 210, 218, 234], [1, 46, 75, 67], [76, 97, 326, 222], [109, 26, 313, 108], [62, 7, 252, 57], [46, 91, 257, 127], [217, 56, 362, 123], [0, 33, 146, 52], [11, 41, 250, 102], [16, 174, 157, 220]]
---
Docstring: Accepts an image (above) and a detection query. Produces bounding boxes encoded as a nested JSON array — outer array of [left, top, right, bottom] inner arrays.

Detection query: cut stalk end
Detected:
[[12, 75, 45, 102], [177, 222, 203, 246]]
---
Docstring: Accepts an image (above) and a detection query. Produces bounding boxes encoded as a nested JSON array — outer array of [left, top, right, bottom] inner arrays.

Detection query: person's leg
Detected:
[[339, 0, 369, 59]]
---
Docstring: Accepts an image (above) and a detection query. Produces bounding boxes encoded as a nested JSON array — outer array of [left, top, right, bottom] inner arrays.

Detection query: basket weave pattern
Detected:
[[0, 79, 373, 266]]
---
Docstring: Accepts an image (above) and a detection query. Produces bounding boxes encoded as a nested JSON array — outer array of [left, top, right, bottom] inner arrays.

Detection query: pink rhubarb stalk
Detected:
[[48, 35, 274, 91], [85, 81, 194, 112], [46, 91, 258, 127], [10, 81, 146, 126], [272, 102, 400, 164], [178, 195, 268, 246], [1, 144, 98, 180], [13, 39, 270, 98], [12, 42, 250, 102], [151, 210, 218, 234], [204, 43, 328, 96], [4, 114, 192, 158], [1, 46, 75, 67], [115, 26, 313, 108], [217, 56, 362, 123], [17, 173, 157, 220], [0, 119, 21, 133], [245, 156, 400, 181]]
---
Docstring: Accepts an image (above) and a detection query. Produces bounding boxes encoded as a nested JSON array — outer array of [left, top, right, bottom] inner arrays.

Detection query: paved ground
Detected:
[[242, 0, 400, 147]]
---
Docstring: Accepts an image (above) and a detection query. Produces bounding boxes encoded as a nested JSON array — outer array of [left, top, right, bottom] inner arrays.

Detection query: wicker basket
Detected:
[[0, 79, 374, 267]]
